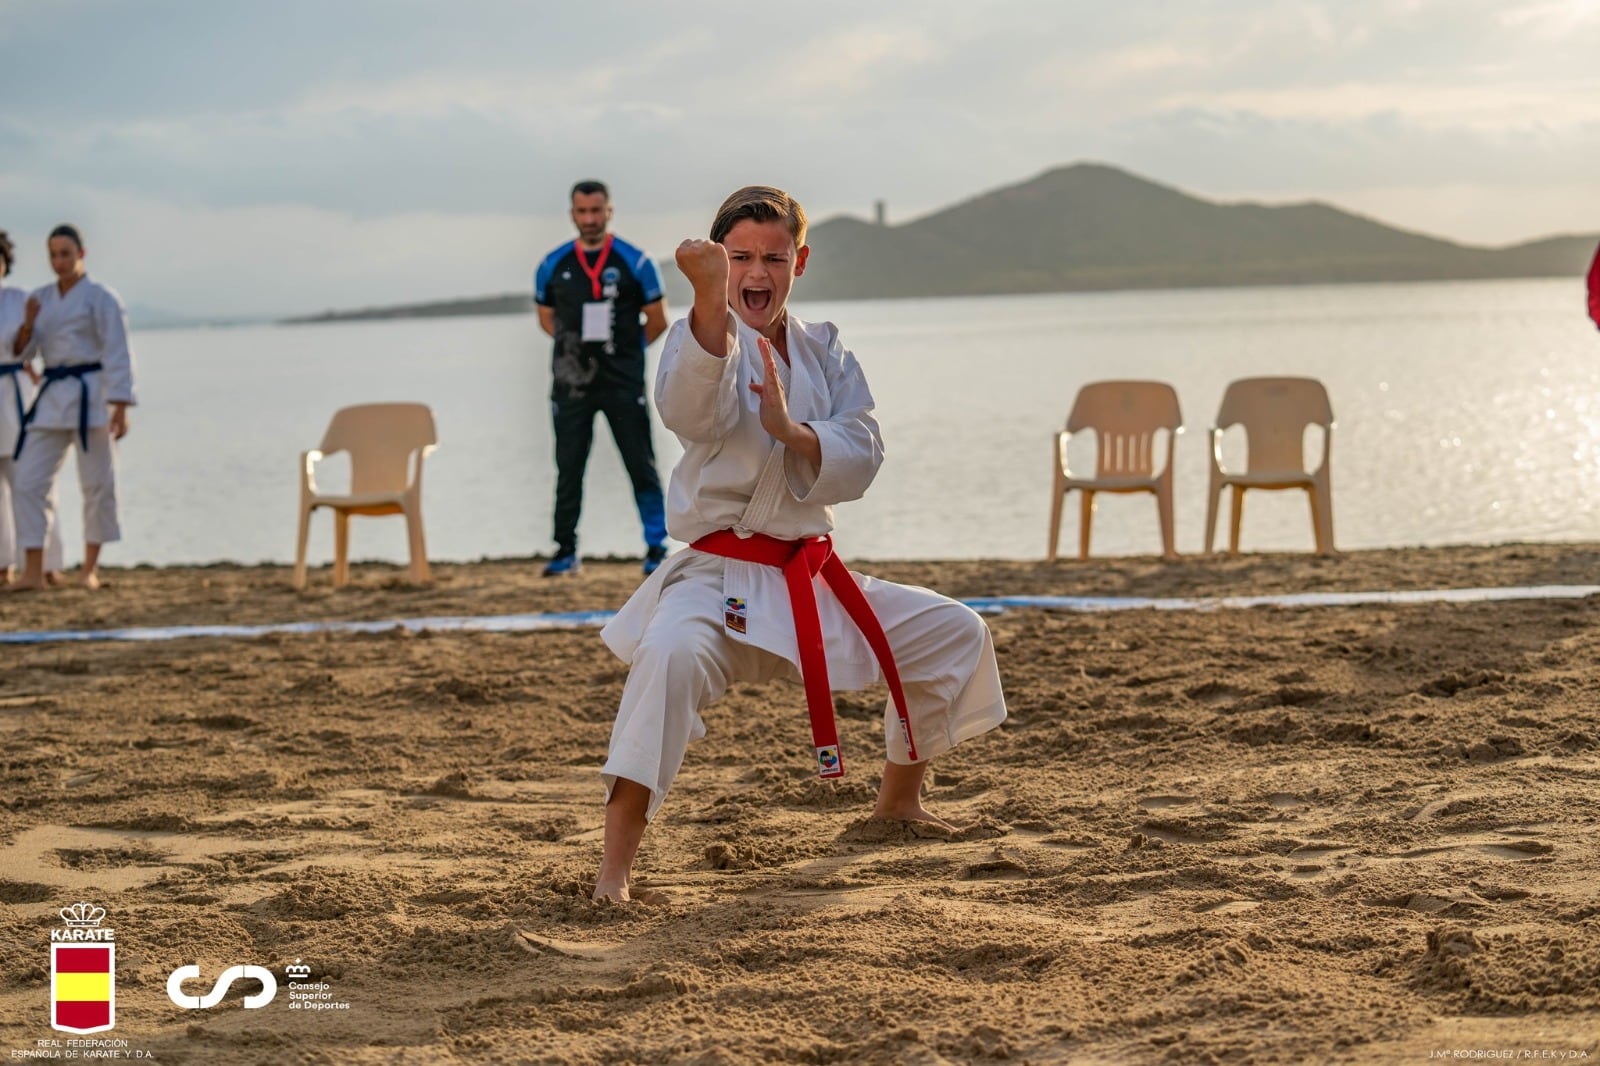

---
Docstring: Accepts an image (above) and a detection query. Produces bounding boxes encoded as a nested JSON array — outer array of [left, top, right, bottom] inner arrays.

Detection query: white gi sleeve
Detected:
[[18, 287, 47, 361], [94, 286, 137, 405], [785, 324, 883, 505], [655, 312, 741, 443]]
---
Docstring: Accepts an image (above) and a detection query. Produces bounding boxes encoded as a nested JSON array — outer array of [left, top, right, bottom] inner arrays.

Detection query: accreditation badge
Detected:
[[581, 300, 613, 342]]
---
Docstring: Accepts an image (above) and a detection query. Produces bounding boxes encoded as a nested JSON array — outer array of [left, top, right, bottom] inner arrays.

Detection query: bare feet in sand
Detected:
[[590, 879, 667, 905], [9, 572, 96, 592], [592, 876, 630, 903], [868, 802, 955, 833]]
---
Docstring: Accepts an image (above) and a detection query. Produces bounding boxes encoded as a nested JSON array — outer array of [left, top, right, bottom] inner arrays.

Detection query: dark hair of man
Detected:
[[49, 224, 84, 251], [709, 186, 808, 248], [570, 180, 609, 201], [0, 230, 13, 273]]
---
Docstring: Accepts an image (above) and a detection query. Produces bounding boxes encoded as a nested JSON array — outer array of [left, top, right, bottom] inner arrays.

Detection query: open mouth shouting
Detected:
[[720, 217, 808, 334], [741, 286, 773, 316]]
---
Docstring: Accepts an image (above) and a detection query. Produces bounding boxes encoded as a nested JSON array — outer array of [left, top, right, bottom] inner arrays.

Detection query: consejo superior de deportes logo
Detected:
[[166, 963, 278, 1009]]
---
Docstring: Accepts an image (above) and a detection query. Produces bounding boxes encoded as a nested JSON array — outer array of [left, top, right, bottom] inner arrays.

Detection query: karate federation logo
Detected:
[[723, 596, 748, 635], [816, 745, 842, 778], [50, 903, 116, 1034]]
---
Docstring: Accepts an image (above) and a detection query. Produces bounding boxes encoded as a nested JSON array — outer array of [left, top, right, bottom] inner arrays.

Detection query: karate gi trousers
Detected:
[[13, 426, 121, 549], [601, 551, 1007, 821], [0, 460, 63, 571]]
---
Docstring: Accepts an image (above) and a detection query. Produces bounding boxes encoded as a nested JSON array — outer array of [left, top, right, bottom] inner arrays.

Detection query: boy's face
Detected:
[[722, 218, 808, 334]]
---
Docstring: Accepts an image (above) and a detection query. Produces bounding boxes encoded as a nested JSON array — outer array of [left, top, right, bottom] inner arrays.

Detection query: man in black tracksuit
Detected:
[[534, 180, 669, 576]]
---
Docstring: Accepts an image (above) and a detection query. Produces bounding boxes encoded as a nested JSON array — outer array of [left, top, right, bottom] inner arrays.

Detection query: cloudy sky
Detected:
[[2, 0, 1596, 318]]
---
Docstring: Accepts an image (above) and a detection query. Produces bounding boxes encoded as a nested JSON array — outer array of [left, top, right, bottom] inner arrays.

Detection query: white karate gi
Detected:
[[601, 310, 1007, 820], [0, 286, 64, 570], [11, 277, 136, 549]]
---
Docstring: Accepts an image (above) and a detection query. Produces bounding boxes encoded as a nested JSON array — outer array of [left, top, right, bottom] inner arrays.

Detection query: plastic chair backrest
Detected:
[[1215, 377, 1333, 474], [1066, 380, 1182, 478], [319, 403, 437, 495]]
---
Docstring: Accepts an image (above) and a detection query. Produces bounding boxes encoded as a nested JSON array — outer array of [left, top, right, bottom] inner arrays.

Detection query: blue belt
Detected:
[[0, 362, 24, 432], [12, 361, 102, 459]]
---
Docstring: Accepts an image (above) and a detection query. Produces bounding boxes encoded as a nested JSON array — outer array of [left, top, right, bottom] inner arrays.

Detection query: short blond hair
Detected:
[[709, 186, 808, 248]]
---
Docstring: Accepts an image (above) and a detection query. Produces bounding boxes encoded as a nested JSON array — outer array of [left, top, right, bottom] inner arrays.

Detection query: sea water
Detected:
[[65, 277, 1600, 566]]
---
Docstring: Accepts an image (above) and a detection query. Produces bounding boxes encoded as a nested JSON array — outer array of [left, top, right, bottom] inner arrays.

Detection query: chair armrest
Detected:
[[407, 443, 438, 492], [300, 449, 324, 495], [1055, 430, 1072, 477], [1208, 428, 1225, 471]]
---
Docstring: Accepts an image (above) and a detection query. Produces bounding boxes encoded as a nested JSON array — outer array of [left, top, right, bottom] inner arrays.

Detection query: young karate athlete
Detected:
[[593, 186, 1007, 902], [8, 225, 136, 591]]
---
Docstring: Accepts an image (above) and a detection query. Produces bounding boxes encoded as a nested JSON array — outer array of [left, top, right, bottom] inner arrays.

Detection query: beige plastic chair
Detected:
[[1204, 376, 1335, 556], [1048, 380, 1182, 560], [294, 403, 438, 588]]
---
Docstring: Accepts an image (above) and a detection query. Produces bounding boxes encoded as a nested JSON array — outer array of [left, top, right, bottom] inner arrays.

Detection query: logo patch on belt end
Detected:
[[724, 597, 748, 634], [816, 745, 842, 778]]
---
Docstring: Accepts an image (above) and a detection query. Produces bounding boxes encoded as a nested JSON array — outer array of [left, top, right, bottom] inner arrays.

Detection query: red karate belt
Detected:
[[692, 530, 917, 778], [1588, 239, 1600, 332]]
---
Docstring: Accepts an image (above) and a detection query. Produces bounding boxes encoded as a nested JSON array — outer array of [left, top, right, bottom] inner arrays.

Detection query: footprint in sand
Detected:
[[1196, 899, 1261, 915], [958, 851, 1030, 880], [1184, 680, 1248, 704], [1137, 795, 1198, 811], [1399, 888, 1493, 916], [839, 818, 1005, 843], [513, 929, 635, 960], [1478, 839, 1554, 859]]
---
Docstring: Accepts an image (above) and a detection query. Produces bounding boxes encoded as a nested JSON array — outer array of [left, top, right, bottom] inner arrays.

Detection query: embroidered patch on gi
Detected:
[[724, 597, 748, 635], [816, 745, 842, 778]]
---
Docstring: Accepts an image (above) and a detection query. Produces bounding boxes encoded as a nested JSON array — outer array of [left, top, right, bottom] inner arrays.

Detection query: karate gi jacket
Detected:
[[0, 286, 38, 454], [602, 309, 892, 687], [18, 277, 137, 433]]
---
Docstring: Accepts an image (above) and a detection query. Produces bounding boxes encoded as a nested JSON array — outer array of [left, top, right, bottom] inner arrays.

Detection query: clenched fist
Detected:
[[676, 238, 728, 298]]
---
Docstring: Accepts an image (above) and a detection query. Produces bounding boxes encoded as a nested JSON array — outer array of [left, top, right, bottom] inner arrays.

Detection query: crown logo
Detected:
[[59, 903, 107, 927], [284, 958, 312, 979]]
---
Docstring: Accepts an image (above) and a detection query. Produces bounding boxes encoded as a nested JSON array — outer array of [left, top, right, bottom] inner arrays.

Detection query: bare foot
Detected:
[[79, 571, 101, 590], [591, 879, 668, 904], [868, 803, 955, 832], [5, 578, 46, 593], [44, 571, 63, 587], [841, 815, 957, 843], [592, 878, 631, 903]]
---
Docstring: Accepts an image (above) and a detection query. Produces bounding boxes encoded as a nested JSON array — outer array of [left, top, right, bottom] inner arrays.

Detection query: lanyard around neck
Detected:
[[575, 235, 613, 301]]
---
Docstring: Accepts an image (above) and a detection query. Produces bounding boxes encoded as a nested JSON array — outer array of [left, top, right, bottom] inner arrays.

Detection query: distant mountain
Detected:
[[667, 163, 1600, 302], [281, 163, 1600, 323]]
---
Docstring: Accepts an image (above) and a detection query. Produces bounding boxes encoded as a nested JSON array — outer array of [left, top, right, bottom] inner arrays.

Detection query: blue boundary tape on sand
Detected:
[[959, 584, 1600, 615], [0, 610, 620, 646], [1, 584, 1596, 647]]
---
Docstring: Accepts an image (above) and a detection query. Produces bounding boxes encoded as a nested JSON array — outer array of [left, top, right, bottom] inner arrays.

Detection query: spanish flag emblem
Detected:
[[51, 944, 115, 1034]]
